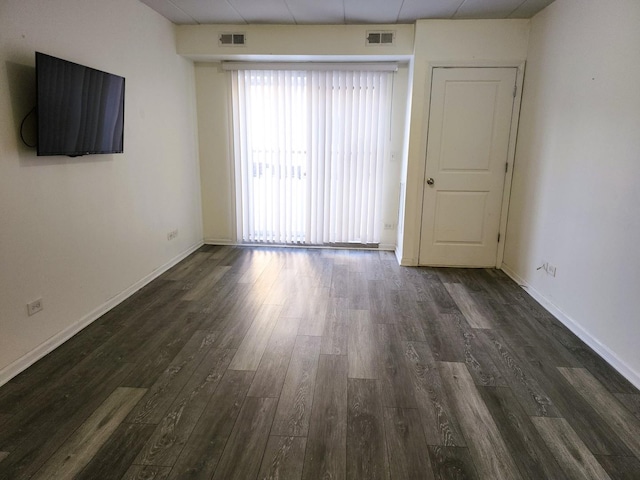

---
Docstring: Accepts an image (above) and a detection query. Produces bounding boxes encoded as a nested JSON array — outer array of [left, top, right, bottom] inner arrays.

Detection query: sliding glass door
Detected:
[[230, 67, 393, 246]]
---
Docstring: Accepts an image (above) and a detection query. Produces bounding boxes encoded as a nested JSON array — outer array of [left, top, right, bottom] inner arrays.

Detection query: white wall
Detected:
[[177, 24, 415, 61], [195, 63, 235, 243], [0, 0, 203, 381], [397, 19, 530, 265], [182, 24, 414, 247], [503, 0, 640, 387]]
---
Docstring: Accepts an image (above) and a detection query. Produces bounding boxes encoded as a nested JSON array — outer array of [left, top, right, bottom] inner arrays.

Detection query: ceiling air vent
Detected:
[[366, 31, 395, 46], [219, 33, 246, 46]]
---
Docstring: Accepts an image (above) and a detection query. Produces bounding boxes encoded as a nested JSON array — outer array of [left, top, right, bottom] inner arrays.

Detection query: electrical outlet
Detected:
[[383, 223, 396, 230], [547, 264, 556, 277], [27, 298, 43, 316]]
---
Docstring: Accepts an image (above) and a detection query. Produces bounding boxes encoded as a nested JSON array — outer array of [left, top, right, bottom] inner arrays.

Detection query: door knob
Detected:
[[426, 177, 435, 186]]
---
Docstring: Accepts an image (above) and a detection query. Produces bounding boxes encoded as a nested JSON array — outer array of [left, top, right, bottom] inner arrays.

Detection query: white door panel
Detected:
[[419, 67, 517, 267]]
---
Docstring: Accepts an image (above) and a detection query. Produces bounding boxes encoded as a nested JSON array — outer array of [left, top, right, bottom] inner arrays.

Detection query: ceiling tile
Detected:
[[508, 0, 555, 18], [454, 0, 525, 19], [173, 0, 247, 24], [229, 0, 295, 23], [138, 0, 554, 24], [139, 0, 197, 24], [344, 0, 403, 24], [284, 0, 346, 24], [397, 0, 465, 21]]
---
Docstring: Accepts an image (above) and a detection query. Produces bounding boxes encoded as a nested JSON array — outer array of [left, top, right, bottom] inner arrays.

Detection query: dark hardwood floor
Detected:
[[1, 245, 639, 479]]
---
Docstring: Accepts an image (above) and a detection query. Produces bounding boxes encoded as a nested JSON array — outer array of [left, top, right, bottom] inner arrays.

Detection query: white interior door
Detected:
[[419, 67, 518, 267]]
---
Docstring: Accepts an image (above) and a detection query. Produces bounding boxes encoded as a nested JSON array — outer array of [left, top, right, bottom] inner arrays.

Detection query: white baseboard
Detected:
[[398, 256, 417, 266], [0, 241, 204, 388], [501, 264, 640, 391], [203, 238, 236, 245], [205, 239, 397, 252]]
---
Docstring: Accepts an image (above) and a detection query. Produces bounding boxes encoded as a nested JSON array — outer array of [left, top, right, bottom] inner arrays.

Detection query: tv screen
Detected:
[[36, 52, 125, 156]]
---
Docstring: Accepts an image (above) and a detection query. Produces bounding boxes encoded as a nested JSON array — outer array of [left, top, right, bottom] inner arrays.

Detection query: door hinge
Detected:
[[505, 162, 509, 173], [513, 84, 517, 97], [498, 232, 501, 243]]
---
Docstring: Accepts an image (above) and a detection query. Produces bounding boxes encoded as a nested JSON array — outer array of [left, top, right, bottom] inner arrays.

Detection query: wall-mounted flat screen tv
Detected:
[[36, 52, 125, 156]]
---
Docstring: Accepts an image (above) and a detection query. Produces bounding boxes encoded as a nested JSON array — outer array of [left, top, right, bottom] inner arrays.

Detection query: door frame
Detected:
[[416, 61, 526, 268]]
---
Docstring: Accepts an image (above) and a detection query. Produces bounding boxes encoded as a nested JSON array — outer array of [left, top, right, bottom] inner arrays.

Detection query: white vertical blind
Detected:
[[231, 68, 392, 245]]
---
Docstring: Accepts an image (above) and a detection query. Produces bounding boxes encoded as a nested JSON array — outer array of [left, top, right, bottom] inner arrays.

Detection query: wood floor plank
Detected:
[[213, 294, 265, 350], [392, 288, 428, 341], [438, 362, 521, 480], [594, 455, 640, 480], [530, 313, 637, 394], [127, 330, 217, 424], [364, 251, 386, 281], [271, 335, 321, 436], [32, 387, 146, 480], [181, 266, 231, 302], [523, 355, 633, 456], [263, 270, 299, 306], [348, 310, 378, 379], [302, 355, 348, 480], [384, 407, 435, 479], [163, 251, 214, 281], [368, 280, 397, 324], [419, 307, 505, 387], [376, 324, 417, 408], [444, 283, 493, 329], [201, 276, 249, 319], [75, 423, 155, 480], [257, 436, 307, 480], [614, 393, 640, 420], [422, 312, 469, 362], [431, 312, 505, 387], [331, 264, 350, 298], [347, 378, 389, 480], [477, 330, 560, 417], [399, 266, 435, 301], [228, 304, 282, 370], [0, 453, 7, 464], [122, 465, 172, 480], [494, 303, 582, 368], [324, 295, 350, 324], [279, 275, 318, 315], [212, 396, 278, 480], [478, 386, 566, 480], [321, 316, 348, 355], [348, 272, 370, 310], [17, 298, 180, 409], [0, 415, 9, 430], [119, 307, 207, 388], [558, 367, 640, 458], [237, 252, 274, 284], [381, 261, 403, 290], [0, 321, 119, 412], [531, 416, 612, 480], [134, 347, 235, 467], [252, 253, 285, 294], [247, 316, 301, 398], [167, 370, 254, 480], [425, 282, 460, 314], [0, 362, 136, 479], [403, 342, 466, 447], [297, 288, 329, 336], [427, 446, 478, 480]]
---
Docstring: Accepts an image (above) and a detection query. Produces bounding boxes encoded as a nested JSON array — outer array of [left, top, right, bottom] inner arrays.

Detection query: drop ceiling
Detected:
[[139, 0, 556, 25]]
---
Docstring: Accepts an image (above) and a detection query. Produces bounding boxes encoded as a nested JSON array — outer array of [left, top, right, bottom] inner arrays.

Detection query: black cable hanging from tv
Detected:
[[20, 106, 37, 148]]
